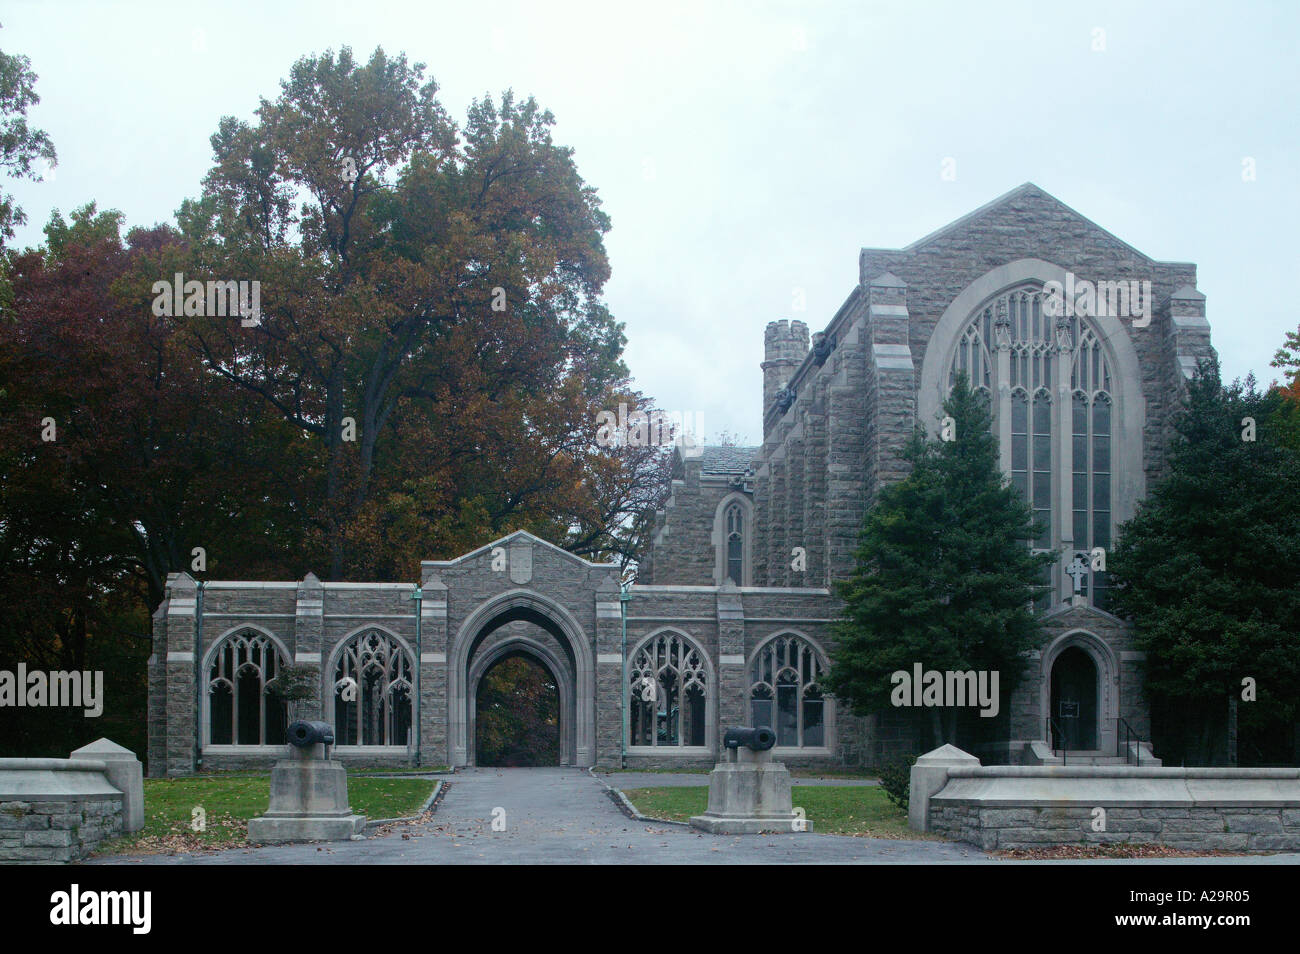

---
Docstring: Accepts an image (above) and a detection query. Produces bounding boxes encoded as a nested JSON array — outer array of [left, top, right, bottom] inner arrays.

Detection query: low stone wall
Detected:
[[0, 759, 125, 863], [911, 745, 1300, 852], [931, 802, 1300, 852]]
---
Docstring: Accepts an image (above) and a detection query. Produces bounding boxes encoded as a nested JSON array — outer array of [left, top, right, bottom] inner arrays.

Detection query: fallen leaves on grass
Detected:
[[112, 813, 249, 855]]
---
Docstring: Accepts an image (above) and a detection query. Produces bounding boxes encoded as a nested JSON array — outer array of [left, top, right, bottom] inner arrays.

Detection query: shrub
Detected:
[[268, 664, 319, 702], [878, 753, 919, 811]]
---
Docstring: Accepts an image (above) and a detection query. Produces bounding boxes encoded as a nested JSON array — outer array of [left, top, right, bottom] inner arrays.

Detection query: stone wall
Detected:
[[931, 802, 1300, 853], [152, 532, 855, 776], [0, 796, 123, 863], [640, 449, 757, 587], [912, 748, 1300, 852], [0, 758, 126, 863]]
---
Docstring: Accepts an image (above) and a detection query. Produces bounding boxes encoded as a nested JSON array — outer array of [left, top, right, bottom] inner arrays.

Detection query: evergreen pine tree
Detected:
[[1109, 358, 1300, 764], [825, 373, 1054, 747]]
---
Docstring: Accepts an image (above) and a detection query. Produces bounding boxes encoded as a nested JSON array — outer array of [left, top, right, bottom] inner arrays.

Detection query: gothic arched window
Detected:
[[725, 502, 744, 585], [628, 632, 708, 748], [948, 286, 1116, 609], [333, 629, 413, 747], [749, 634, 826, 748], [1070, 321, 1113, 609], [208, 631, 288, 746]]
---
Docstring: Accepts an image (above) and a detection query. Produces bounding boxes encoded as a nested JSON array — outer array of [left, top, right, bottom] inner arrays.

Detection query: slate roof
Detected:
[[695, 445, 759, 475]]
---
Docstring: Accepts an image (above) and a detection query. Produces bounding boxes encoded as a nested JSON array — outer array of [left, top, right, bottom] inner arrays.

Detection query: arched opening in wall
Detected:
[[474, 653, 560, 766], [1051, 646, 1098, 750], [332, 629, 414, 748], [456, 598, 590, 767], [628, 631, 709, 748], [207, 631, 288, 746]]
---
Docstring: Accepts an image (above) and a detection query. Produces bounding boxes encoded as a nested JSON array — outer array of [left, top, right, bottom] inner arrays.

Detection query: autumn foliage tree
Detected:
[[176, 47, 652, 579], [0, 47, 670, 759]]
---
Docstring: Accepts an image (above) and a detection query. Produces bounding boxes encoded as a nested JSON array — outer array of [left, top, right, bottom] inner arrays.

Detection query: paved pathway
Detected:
[[94, 768, 1300, 865], [600, 771, 878, 789], [95, 767, 982, 865]]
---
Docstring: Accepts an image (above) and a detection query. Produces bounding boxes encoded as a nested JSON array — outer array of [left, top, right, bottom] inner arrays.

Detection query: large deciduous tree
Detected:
[[0, 29, 56, 247], [178, 47, 646, 578], [0, 205, 308, 756]]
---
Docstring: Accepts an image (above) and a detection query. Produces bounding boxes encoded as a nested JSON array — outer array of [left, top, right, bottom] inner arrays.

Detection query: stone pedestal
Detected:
[[908, 743, 980, 833], [689, 747, 812, 834], [247, 743, 366, 844], [70, 738, 144, 833]]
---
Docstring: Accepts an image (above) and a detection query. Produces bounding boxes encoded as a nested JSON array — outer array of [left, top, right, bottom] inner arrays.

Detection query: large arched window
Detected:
[[1071, 322, 1113, 610], [332, 629, 413, 747], [948, 286, 1116, 610], [628, 632, 708, 748], [208, 631, 288, 746], [749, 634, 826, 748]]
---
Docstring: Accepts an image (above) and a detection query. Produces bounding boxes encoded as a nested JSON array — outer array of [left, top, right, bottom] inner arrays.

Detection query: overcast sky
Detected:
[[4, 0, 1297, 446]]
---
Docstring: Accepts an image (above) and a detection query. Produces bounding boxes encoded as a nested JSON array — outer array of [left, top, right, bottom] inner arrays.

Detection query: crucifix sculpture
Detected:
[[1066, 554, 1089, 595]]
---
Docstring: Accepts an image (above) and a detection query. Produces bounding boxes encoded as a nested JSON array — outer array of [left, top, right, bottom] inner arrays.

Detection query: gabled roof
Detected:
[[420, 529, 619, 571], [893, 182, 1155, 263]]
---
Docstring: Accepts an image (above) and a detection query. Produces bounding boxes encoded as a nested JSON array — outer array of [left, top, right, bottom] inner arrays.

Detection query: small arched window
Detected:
[[725, 502, 745, 585], [629, 632, 708, 747], [208, 631, 288, 745], [333, 629, 413, 747], [750, 634, 826, 748]]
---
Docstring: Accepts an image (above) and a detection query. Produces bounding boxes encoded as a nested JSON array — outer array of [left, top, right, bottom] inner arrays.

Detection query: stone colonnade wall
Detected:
[[150, 533, 858, 776]]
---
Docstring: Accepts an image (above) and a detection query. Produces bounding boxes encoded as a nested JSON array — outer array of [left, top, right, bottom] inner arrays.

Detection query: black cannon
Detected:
[[286, 720, 335, 748], [723, 726, 776, 752]]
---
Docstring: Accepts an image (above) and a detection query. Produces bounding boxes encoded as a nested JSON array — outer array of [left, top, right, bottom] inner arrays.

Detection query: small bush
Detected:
[[878, 753, 919, 811]]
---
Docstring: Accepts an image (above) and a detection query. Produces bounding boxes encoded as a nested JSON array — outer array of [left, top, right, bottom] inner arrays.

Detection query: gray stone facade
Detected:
[[148, 184, 1214, 775], [150, 533, 863, 776]]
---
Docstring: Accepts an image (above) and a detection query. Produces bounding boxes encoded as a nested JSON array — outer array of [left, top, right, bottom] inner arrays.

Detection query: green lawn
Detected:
[[620, 784, 929, 838], [95, 775, 436, 855], [790, 769, 881, 780]]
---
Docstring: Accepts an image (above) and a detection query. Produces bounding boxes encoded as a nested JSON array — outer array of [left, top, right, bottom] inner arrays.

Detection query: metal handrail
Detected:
[[1117, 717, 1142, 766], [1046, 716, 1067, 765]]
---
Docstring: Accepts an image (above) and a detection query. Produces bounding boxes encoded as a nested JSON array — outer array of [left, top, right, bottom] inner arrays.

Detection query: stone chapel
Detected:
[[149, 183, 1213, 775]]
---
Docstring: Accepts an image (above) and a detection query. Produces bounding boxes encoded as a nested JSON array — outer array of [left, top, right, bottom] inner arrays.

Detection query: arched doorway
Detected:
[[474, 652, 561, 766], [453, 592, 594, 767], [1051, 646, 1098, 750]]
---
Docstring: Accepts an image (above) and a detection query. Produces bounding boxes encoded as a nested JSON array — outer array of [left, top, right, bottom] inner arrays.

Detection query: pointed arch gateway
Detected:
[[450, 590, 595, 767], [1041, 630, 1119, 754]]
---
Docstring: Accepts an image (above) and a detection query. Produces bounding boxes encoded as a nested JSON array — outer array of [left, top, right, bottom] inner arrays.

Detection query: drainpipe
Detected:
[[409, 584, 423, 767], [620, 580, 630, 769], [193, 579, 205, 773]]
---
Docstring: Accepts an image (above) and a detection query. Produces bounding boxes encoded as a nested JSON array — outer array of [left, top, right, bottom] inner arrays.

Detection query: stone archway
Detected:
[[450, 590, 594, 768], [467, 631, 572, 765], [471, 648, 562, 766], [1050, 646, 1098, 750], [1040, 629, 1118, 754]]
